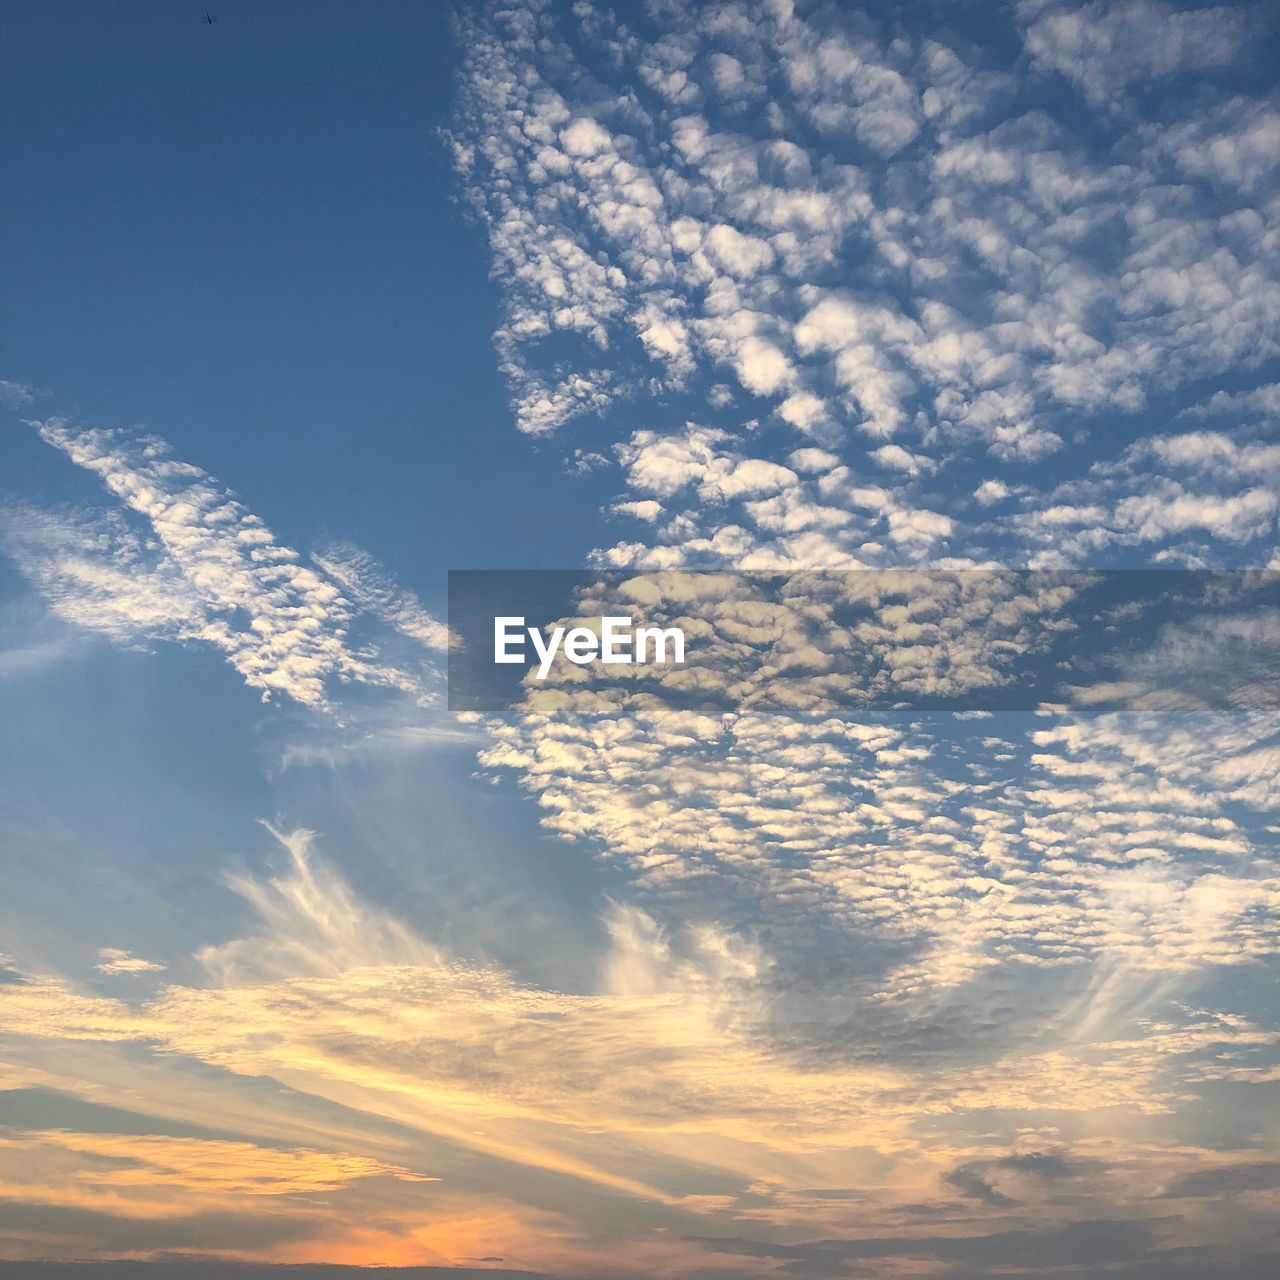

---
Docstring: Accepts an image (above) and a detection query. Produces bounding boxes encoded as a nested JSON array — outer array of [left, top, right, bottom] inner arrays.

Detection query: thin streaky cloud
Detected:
[[5, 418, 445, 711]]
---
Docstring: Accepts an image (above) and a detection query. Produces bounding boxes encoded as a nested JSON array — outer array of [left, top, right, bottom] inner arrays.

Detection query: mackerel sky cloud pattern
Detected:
[[0, 0, 1278, 1275], [450, 0, 1279, 570]]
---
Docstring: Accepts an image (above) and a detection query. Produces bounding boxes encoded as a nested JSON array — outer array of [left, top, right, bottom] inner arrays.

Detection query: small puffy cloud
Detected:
[[559, 116, 613, 157], [611, 499, 664, 522], [886, 506, 953, 544], [703, 224, 776, 278], [707, 51, 753, 101], [1183, 382, 1280, 422], [616, 425, 732, 497], [733, 335, 795, 396], [711, 457, 798, 499], [870, 443, 937, 476], [974, 478, 1012, 506], [1115, 485, 1277, 543], [788, 447, 840, 473], [777, 391, 830, 434], [94, 948, 166, 976]]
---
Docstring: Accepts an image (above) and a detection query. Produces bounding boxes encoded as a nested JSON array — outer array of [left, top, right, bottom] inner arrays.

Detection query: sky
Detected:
[[1, 0, 1279, 1277]]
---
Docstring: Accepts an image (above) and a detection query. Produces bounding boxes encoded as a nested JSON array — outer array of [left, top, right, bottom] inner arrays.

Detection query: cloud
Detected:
[[974, 478, 1012, 506], [0, 502, 205, 644], [1183, 382, 1280, 423], [1019, 0, 1253, 105], [1009, 429, 1280, 564], [2, 420, 442, 711], [594, 423, 970, 568], [1162, 1161, 1280, 1198], [2, 818, 1277, 1271], [610, 499, 664, 523], [471, 571, 1280, 1015], [443, 0, 1278, 586], [4, 1, 1279, 1272], [197, 825, 442, 985], [0, 1128, 429, 1208], [944, 1162, 1020, 1207], [869, 444, 937, 476], [311, 538, 449, 652], [93, 949, 166, 976], [0, 379, 35, 407], [1152, 99, 1280, 192]]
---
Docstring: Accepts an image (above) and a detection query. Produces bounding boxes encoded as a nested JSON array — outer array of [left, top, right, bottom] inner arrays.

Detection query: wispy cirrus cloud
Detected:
[[0, 379, 36, 408], [312, 536, 450, 653], [2, 419, 445, 711], [93, 948, 166, 976], [2, 824, 1276, 1273], [0, 1129, 430, 1211]]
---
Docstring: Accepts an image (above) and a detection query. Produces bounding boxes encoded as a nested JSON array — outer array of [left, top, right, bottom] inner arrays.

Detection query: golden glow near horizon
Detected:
[[3, 815, 1278, 1271]]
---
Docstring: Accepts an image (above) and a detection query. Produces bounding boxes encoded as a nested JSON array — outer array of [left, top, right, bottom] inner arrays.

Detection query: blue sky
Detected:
[[2, 1, 1280, 1276], [0, 0, 620, 577]]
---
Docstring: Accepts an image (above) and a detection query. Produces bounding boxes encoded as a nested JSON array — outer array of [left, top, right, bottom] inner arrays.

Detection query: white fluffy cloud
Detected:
[[1019, 0, 1252, 104], [447, 0, 1278, 581]]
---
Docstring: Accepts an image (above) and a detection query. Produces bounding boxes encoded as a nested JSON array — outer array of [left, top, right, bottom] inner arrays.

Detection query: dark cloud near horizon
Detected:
[[1161, 1161, 1280, 1198]]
